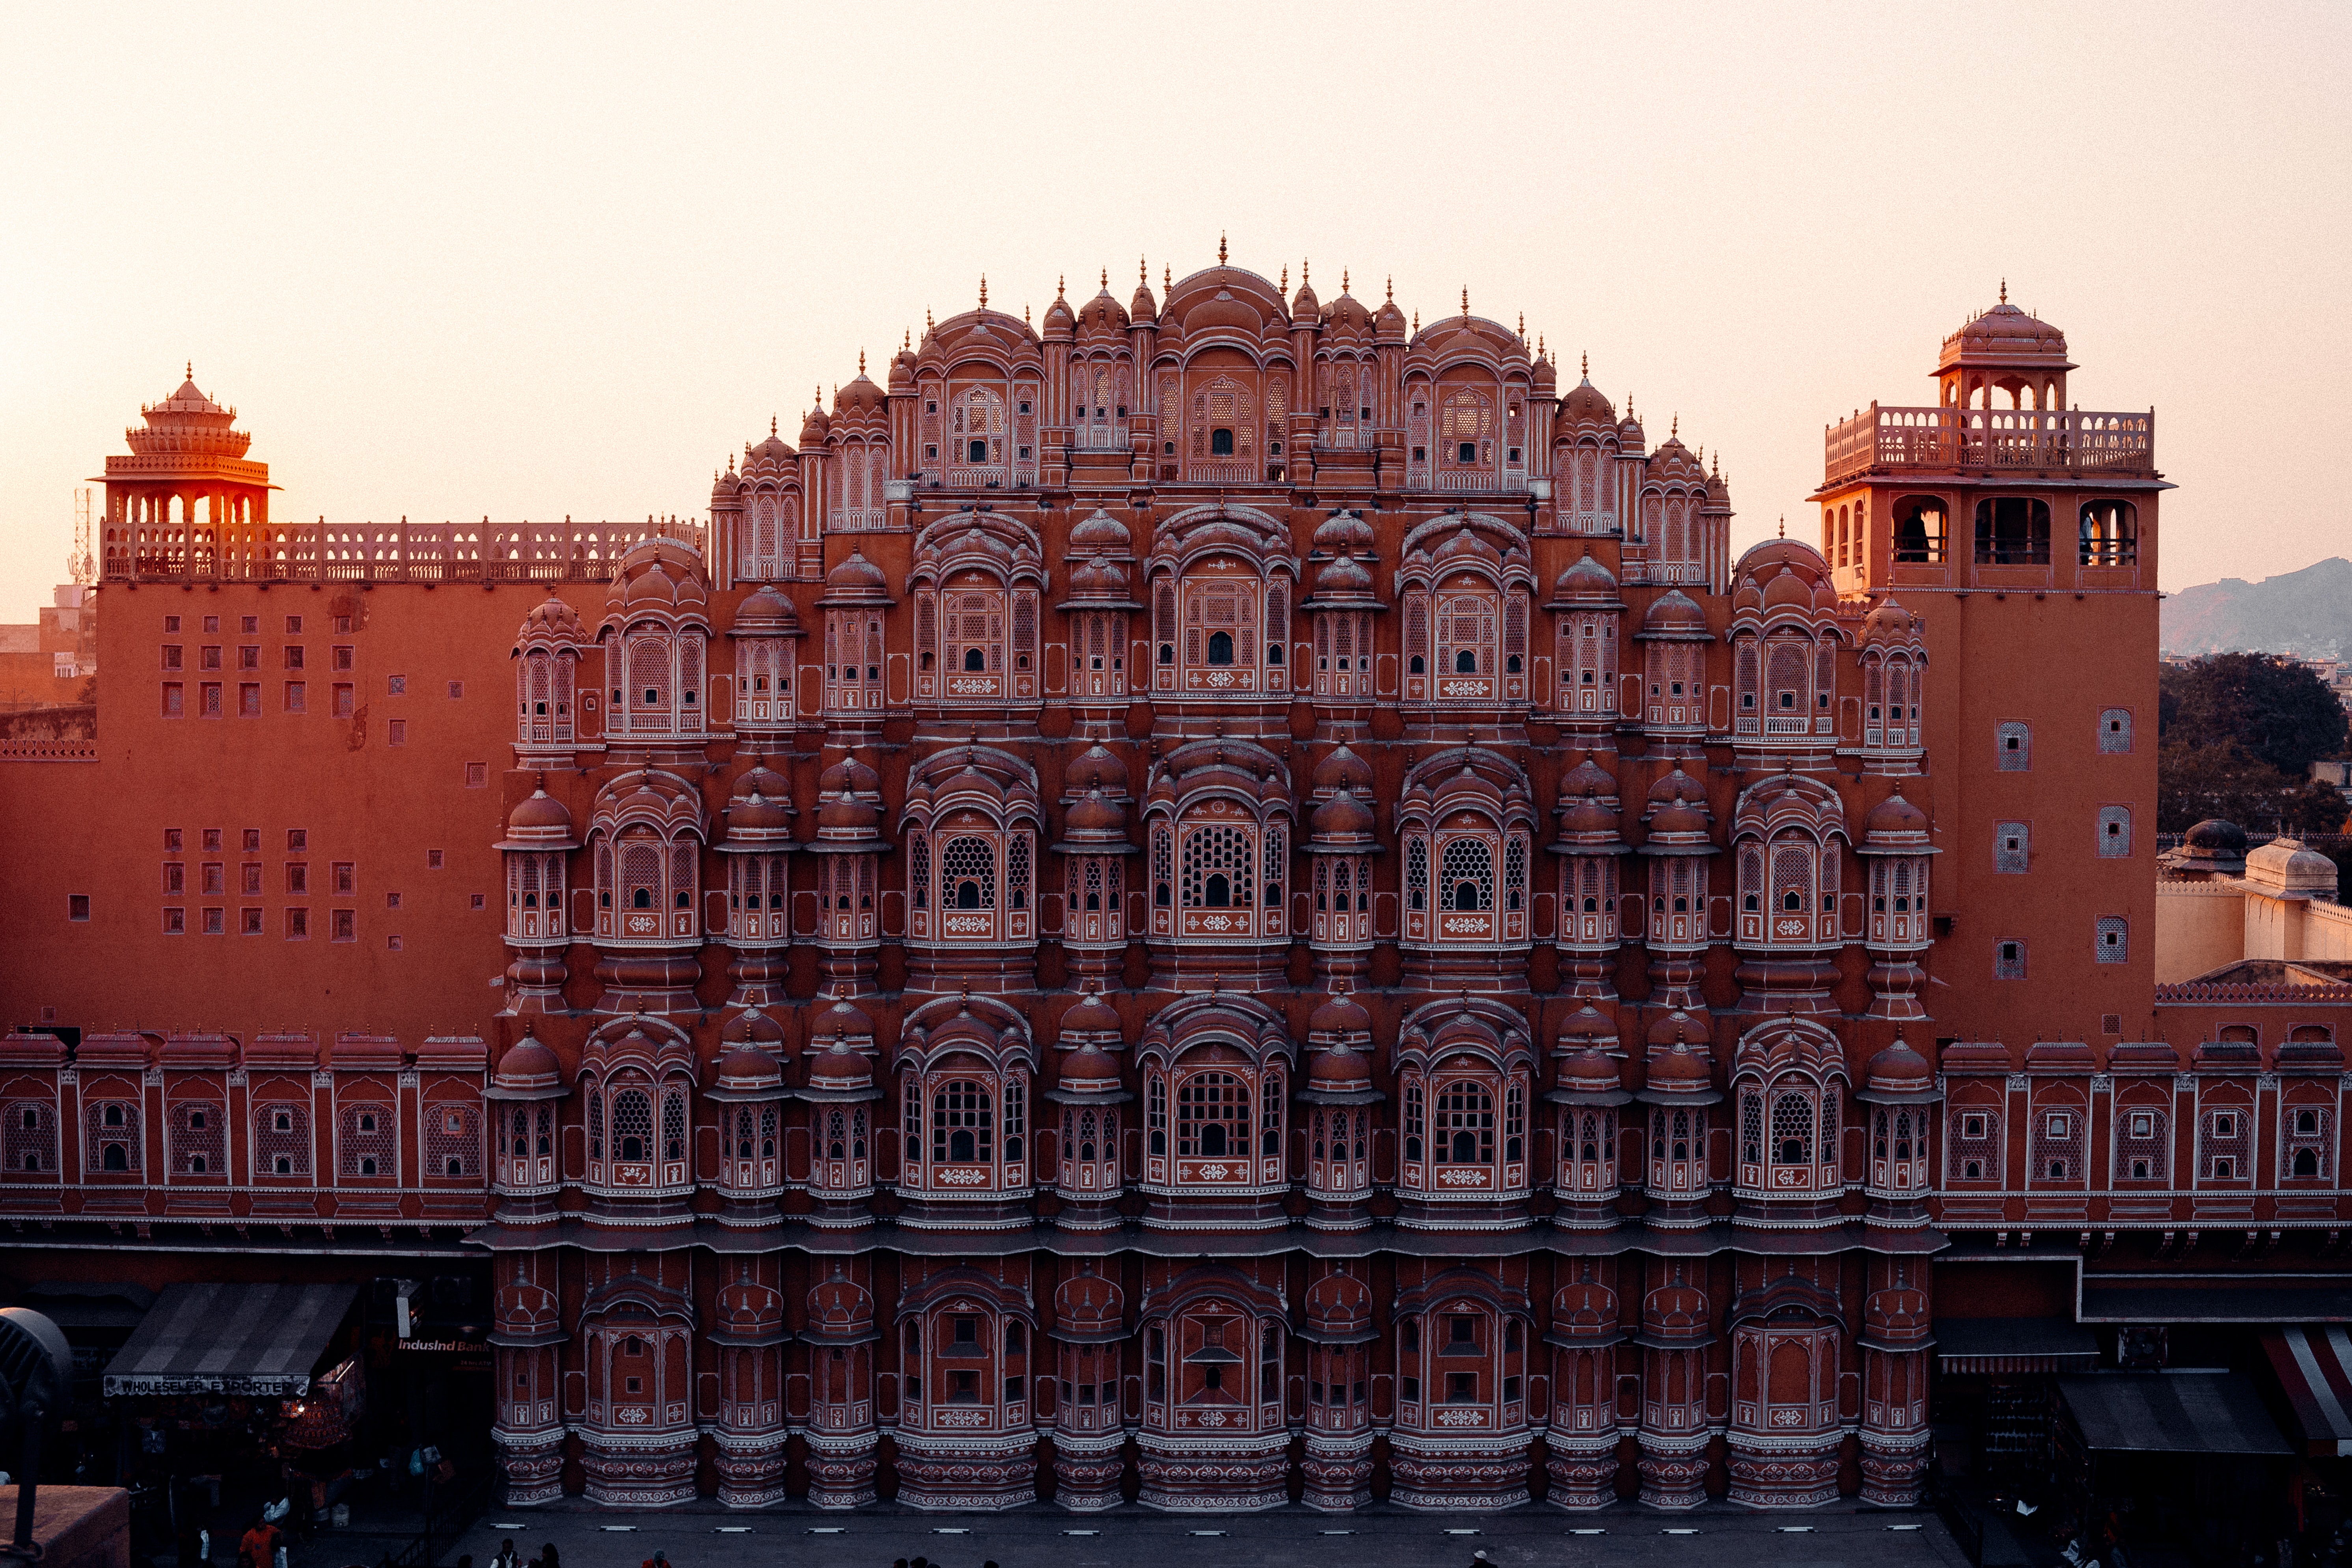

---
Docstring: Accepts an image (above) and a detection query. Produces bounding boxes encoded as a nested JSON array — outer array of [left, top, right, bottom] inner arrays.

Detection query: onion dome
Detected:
[[619, 550, 708, 615], [805, 1264, 877, 1342], [711, 1011, 786, 1099], [1554, 786, 1621, 850], [1078, 274, 1129, 335], [1302, 1270, 1377, 1343], [798, 397, 831, 445], [1640, 765, 1715, 851], [517, 593, 587, 641], [810, 992, 877, 1052], [710, 1275, 788, 1347], [724, 1004, 787, 1050], [803, 1039, 876, 1100], [1373, 291, 1407, 341], [1311, 509, 1375, 557], [1064, 555, 1133, 604], [817, 751, 882, 801], [1069, 507, 1132, 555], [1532, 351, 1557, 398], [1762, 568, 1813, 614], [812, 789, 876, 839], [1290, 271, 1320, 322], [1305, 1038, 1376, 1100], [1647, 1006, 1714, 1051], [732, 753, 791, 804], [1637, 1278, 1714, 1348], [1041, 283, 1077, 337], [818, 546, 891, 604], [2185, 818, 2248, 853], [1940, 293, 2072, 370], [1131, 261, 1159, 321], [1307, 985, 1374, 1046], [722, 775, 796, 846], [497, 789, 578, 850], [1562, 375, 1615, 427], [833, 368, 886, 419], [1310, 787, 1377, 843], [1617, 408, 1644, 449], [1861, 788, 1933, 853], [1054, 1262, 1126, 1342], [889, 337, 918, 392], [1639, 588, 1709, 637], [1548, 552, 1621, 606], [1554, 1046, 1629, 1108], [1555, 1003, 1619, 1053], [1057, 787, 1130, 848], [749, 418, 796, 467], [1862, 598, 1914, 643], [1058, 981, 1124, 1046], [487, 1029, 564, 1099], [1858, 1037, 1939, 1105], [1638, 1013, 1720, 1104], [1312, 552, 1375, 598], [1559, 753, 1619, 805], [731, 583, 801, 636], [1064, 739, 1131, 800], [1311, 743, 1375, 800]]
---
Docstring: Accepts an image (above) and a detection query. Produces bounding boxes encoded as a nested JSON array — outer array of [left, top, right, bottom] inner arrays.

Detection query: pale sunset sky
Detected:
[[1, 2, 2345, 622]]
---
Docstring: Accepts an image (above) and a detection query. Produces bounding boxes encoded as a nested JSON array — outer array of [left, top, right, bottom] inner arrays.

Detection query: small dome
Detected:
[[1057, 1041, 1124, 1096], [1641, 589, 1708, 636], [1552, 1278, 1620, 1338], [748, 421, 795, 466], [1560, 793, 1618, 841], [833, 371, 887, 418], [1314, 554, 1375, 596], [804, 1041, 874, 1096], [816, 794, 879, 836], [1863, 598, 1914, 641], [1762, 568, 1814, 613], [1562, 1046, 1622, 1094], [492, 1032, 562, 1094], [1312, 789, 1376, 840], [1056, 1263, 1124, 1335], [1308, 1040, 1374, 1091], [1308, 988, 1374, 1039], [1642, 1281, 1711, 1342], [798, 403, 831, 445], [1562, 377, 1615, 426], [1647, 1007, 1714, 1051], [1864, 789, 1930, 841], [1041, 289, 1077, 334], [1062, 787, 1128, 839], [1069, 507, 1131, 554], [1313, 509, 1375, 556], [723, 1006, 786, 1048], [733, 584, 800, 634], [518, 593, 586, 638], [1560, 754, 1618, 803], [505, 789, 572, 841], [2185, 818, 2249, 852], [822, 547, 890, 598], [1291, 276, 1320, 320], [725, 787, 794, 839], [818, 751, 882, 798], [1304, 1271, 1373, 1338], [1551, 553, 1619, 604], [1312, 744, 1374, 797], [715, 1041, 784, 1094], [1866, 1037, 1934, 1098], [1064, 740, 1130, 798], [1557, 1004, 1618, 1049], [811, 993, 877, 1049], [806, 1264, 875, 1339], [1059, 983, 1124, 1042]]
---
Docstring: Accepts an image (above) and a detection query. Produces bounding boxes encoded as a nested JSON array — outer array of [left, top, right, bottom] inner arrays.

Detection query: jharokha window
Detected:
[[1737, 1074, 1842, 1195], [907, 820, 1035, 946], [1399, 1055, 1530, 1199], [1403, 573, 1530, 708], [900, 1061, 1028, 1194], [1156, 559, 1288, 695], [1150, 799, 1286, 942], [1403, 814, 1529, 946], [913, 574, 1041, 705], [1737, 836, 1841, 947], [1144, 1302, 1284, 1435], [1557, 612, 1619, 715], [824, 610, 885, 714], [899, 1303, 1032, 1433], [594, 830, 699, 942], [505, 850, 568, 944], [1143, 1049, 1285, 1191]]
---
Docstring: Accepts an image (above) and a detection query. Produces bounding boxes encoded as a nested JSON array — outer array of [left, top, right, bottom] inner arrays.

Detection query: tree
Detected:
[[2156, 654, 2351, 833], [2159, 652, 2348, 775]]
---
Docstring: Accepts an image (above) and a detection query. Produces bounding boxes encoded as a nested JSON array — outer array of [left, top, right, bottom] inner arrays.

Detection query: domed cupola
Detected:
[[488, 1027, 565, 1100], [1069, 506, 1133, 557], [1547, 552, 1621, 608], [498, 789, 578, 851], [1310, 743, 1374, 801]]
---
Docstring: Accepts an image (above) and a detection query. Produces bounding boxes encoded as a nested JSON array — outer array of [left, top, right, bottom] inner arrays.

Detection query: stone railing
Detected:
[[2153, 980, 2352, 1005], [1824, 404, 2154, 485], [101, 517, 705, 584]]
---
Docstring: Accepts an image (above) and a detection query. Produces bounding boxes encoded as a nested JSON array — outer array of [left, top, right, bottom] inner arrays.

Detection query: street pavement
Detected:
[[434, 1501, 1972, 1568]]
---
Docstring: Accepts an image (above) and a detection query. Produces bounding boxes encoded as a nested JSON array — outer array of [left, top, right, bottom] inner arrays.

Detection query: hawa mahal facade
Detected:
[[2, 254, 2339, 1512]]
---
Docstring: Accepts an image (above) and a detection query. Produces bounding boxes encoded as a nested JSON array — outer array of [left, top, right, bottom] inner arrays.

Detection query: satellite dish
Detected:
[[0, 1309, 73, 1554]]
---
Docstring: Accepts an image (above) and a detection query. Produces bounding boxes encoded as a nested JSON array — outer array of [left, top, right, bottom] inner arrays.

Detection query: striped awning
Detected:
[[1935, 1316, 2101, 1375], [102, 1281, 358, 1397], [2264, 1326, 2352, 1456]]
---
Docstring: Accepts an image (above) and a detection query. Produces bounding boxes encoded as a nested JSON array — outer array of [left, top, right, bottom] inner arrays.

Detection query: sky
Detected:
[[2, 1, 2346, 623]]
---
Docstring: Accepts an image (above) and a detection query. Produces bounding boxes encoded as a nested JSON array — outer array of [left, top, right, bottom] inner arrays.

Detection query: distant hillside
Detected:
[[2162, 557, 2352, 659]]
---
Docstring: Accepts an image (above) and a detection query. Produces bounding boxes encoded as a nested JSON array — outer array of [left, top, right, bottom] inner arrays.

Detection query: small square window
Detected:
[[1961, 1113, 1988, 1140], [163, 863, 184, 895], [1995, 940, 2026, 979], [332, 646, 354, 671], [447, 681, 463, 700], [2046, 1113, 2069, 1139], [201, 907, 225, 936], [386, 892, 401, 910], [284, 645, 305, 670], [287, 863, 309, 895], [388, 718, 406, 746], [240, 616, 258, 634], [2096, 916, 2128, 964], [161, 682, 183, 716], [67, 895, 89, 921], [201, 865, 224, 895], [285, 681, 306, 712], [469, 893, 486, 910], [332, 683, 354, 716], [2214, 1112, 2237, 1138], [285, 615, 303, 634], [388, 934, 403, 951], [162, 908, 185, 935], [2099, 708, 2132, 753], [242, 829, 261, 853], [164, 828, 183, 853], [287, 830, 307, 852], [332, 909, 356, 942], [202, 615, 220, 634], [1996, 720, 2030, 770], [164, 615, 181, 633], [427, 850, 444, 869], [332, 863, 356, 895], [202, 829, 223, 853], [286, 908, 309, 940], [2128, 1111, 2154, 1138], [465, 763, 488, 789], [238, 645, 259, 670], [240, 908, 264, 936], [387, 675, 406, 695], [161, 645, 183, 671]]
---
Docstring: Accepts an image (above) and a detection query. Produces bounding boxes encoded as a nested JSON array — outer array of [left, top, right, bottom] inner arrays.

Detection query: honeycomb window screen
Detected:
[[2199, 1106, 2253, 1182], [2098, 708, 2132, 753], [1180, 823, 1255, 909], [2095, 916, 2128, 964], [426, 1104, 479, 1178], [1948, 1106, 2000, 1182], [2115, 1106, 2168, 1182], [1994, 821, 2030, 874], [338, 1102, 396, 1179], [2098, 806, 2133, 858], [1996, 721, 2030, 771], [1995, 939, 2027, 980], [256, 1102, 310, 1176], [3, 1102, 55, 1174], [939, 836, 997, 911], [2029, 1105, 2084, 1184], [168, 1101, 226, 1176], [84, 1102, 140, 1171]]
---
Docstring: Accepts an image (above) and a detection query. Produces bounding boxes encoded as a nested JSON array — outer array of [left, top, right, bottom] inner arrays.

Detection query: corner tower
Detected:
[[96, 367, 276, 576]]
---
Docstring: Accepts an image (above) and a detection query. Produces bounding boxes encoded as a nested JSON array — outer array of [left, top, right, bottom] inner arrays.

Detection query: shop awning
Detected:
[[102, 1281, 358, 1397], [1935, 1316, 2100, 1375], [2263, 1327, 2352, 1456], [2059, 1373, 2294, 1456]]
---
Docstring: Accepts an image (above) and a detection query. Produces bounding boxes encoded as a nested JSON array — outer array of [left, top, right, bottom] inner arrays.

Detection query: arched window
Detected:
[[1891, 496, 1947, 564], [1398, 1058, 1529, 1198], [2079, 500, 2138, 566], [1169, 566, 1266, 692], [1143, 1053, 1285, 1190]]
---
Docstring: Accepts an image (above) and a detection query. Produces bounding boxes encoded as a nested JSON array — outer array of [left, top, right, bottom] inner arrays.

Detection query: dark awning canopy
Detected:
[[2060, 1373, 2294, 1456], [1935, 1316, 2099, 1374], [103, 1282, 359, 1397], [2263, 1327, 2352, 1457]]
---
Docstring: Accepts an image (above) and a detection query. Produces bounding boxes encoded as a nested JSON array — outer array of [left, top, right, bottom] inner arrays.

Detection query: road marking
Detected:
[[489, 1524, 525, 1530], [1569, 1529, 1608, 1535], [1064, 1530, 1101, 1537], [598, 1527, 636, 1533], [934, 1529, 972, 1535], [1662, 1528, 1700, 1535], [714, 1527, 753, 1534], [808, 1528, 847, 1535], [1319, 1531, 1356, 1536], [1189, 1531, 1227, 1538], [1445, 1529, 1482, 1536], [1779, 1526, 1815, 1533], [1890, 1524, 1925, 1531]]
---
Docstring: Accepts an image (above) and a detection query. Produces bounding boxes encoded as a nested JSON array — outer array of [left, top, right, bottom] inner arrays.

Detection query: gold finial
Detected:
[[814, 384, 821, 408], [1218, 231, 1228, 263], [1461, 286, 1470, 317], [978, 274, 988, 307], [1163, 263, 1171, 291], [1778, 515, 1786, 539], [1280, 264, 1288, 292], [1024, 302, 1031, 324], [1099, 267, 1107, 288], [1341, 267, 1349, 292], [1303, 257, 1311, 287], [1999, 277, 2007, 304], [926, 307, 934, 332], [185, 360, 192, 378], [858, 349, 866, 375], [1517, 311, 1525, 338], [1412, 309, 1419, 332], [1140, 254, 1148, 285], [1058, 274, 1066, 297], [1581, 350, 1589, 377], [1385, 274, 1393, 302], [770, 415, 777, 436], [904, 328, 911, 349], [1671, 412, 1678, 438]]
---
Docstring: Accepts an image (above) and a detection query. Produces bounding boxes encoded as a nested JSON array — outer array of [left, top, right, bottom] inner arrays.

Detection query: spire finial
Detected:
[[1581, 350, 1589, 377], [185, 360, 192, 379], [1671, 412, 1678, 438], [770, 415, 777, 436], [1140, 254, 1148, 286], [858, 348, 865, 374], [1412, 309, 1419, 332], [1518, 311, 1525, 338], [1218, 231, 1227, 263], [1059, 274, 1067, 298], [978, 274, 988, 307], [1385, 274, 1393, 302], [1163, 263, 1171, 291], [1999, 277, 2008, 304], [1461, 286, 1470, 317], [1024, 302, 1031, 324], [1280, 264, 1288, 292], [926, 307, 934, 332], [1341, 266, 1349, 291], [1302, 257, 1310, 287], [1098, 266, 1105, 288], [813, 384, 821, 409], [1778, 515, 1786, 539]]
